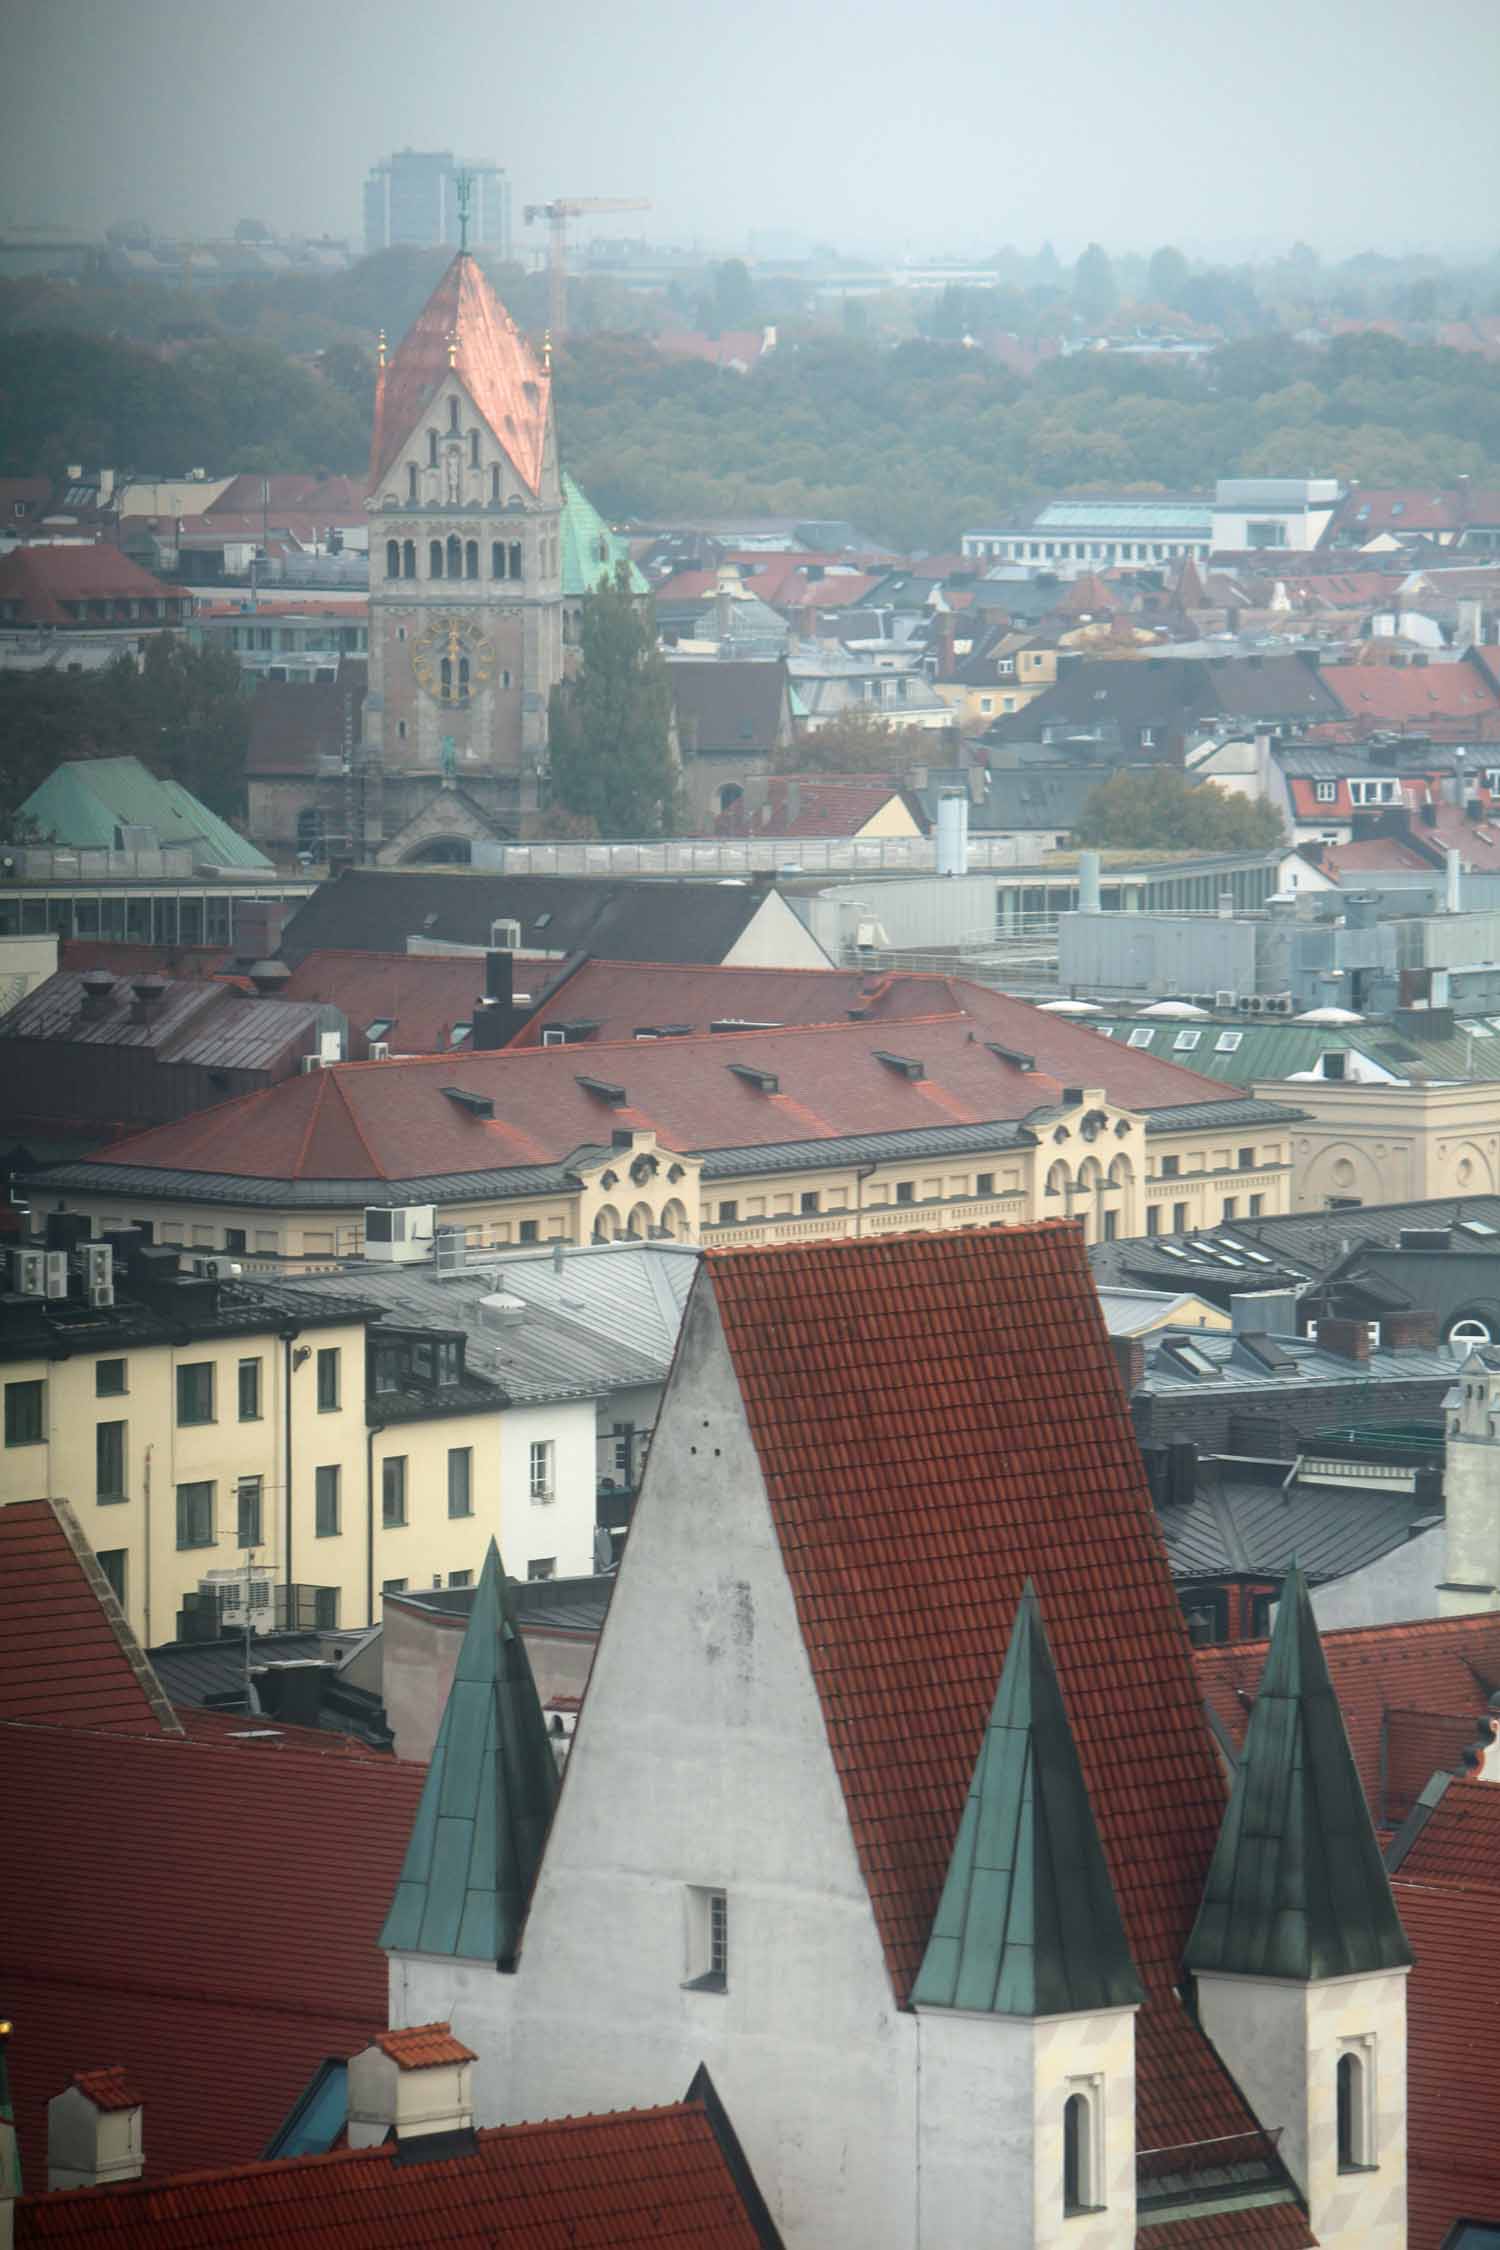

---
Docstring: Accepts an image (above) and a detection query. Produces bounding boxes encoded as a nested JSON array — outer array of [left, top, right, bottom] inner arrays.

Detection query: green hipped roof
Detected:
[[559, 473, 647, 599], [1185, 1563, 1412, 1983], [379, 1541, 559, 1967], [1091, 1015, 1500, 1090], [912, 1582, 1144, 2018], [18, 756, 271, 869]]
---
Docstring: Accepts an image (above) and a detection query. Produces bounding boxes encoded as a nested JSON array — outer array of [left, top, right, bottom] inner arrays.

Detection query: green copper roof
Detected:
[[380, 1540, 559, 1967], [19, 756, 272, 868], [1185, 1562, 1412, 1983], [1091, 1015, 1499, 1090], [912, 1582, 1144, 2018], [559, 473, 647, 599]]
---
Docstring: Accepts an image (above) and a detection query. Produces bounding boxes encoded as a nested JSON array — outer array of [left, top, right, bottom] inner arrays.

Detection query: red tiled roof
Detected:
[[14, 2099, 772, 2248], [1310, 836, 1443, 877], [374, 2022, 477, 2069], [0, 1501, 176, 1737], [715, 777, 923, 839], [370, 254, 549, 495], [278, 947, 535, 1056], [1195, 1611, 1500, 1827], [1138, 2216, 1313, 2248], [76, 1000, 1234, 1188], [60, 942, 231, 981], [206, 474, 365, 520], [1394, 1878, 1500, 2249], [1394, 1770, 1500, 1885], [69, 2069, 143, 2113], [708, 1226, 1296, 2183], [0, 545, 183, 626], [1318, 658, 1500, 734], [0, 1721, 426, 2182], [172, 1706, 387, 1755]]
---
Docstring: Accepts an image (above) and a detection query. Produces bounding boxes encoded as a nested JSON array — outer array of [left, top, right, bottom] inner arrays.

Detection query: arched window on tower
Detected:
[[440, 656, 452, 702], [385, 538, 400, 579], [492, 542, 505, 580], [490, 465, 501, 502], [448, 396, 459, 433], [1337, 2049, 1373, 2172], [407, 464, 418, 502], [469, 430, 479, 469], [509, 541, 524, 580], [402, 539, 416, 579], [465, 540, 479, 580], [446, 534, 463, 578], [1063, 2092, 1094, 2215], [458, 655, 470, 701], [429, 540, 444, 579], [428, 431, 438, 467]]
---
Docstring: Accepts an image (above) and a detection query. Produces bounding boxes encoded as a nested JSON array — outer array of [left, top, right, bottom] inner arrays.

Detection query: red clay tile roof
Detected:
[[1195, 1612, 1500, 1828], [278, 948, 524, 1056], [1138, 2216, 1313, 2248], [1393, 1877, 1500, 2250], [0, 1721, 426, 2183], [1318, 657, 1500, 736], [708, 1225, 1297, 2192], [1394, 1770, 1500, 1885], [76, 995, 1235, 1188], [0, 1501, 178, 1737], [207, 474, 364, 520], [15, 2099, 774, 2248], [69, 2069, 142, 2113], [370, 254, 550, 495], [715, 777, 924, 839], [0, 545, 184, 626], [374, 2022, 477, 2069]]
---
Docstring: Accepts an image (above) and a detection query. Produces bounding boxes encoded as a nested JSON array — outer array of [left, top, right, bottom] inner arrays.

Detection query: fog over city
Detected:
[[2, 0, 1497, 255]]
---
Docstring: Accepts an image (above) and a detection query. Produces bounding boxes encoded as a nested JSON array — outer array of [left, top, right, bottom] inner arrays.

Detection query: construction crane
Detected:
[[523, 197, 650, 341]]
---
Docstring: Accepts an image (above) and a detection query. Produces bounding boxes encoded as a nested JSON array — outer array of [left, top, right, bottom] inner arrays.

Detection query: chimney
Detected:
[[129, 976, 167, 1022], [1315, 1316, 1371, 1362], [1077, 848, 1102, 914], [1110, 1332, 1146, 1396], [347, 2025, 476, 2151], [47, 2070, 145, 2190], [78, 969, 115, 1016], [1230, 1288, 1297, 1337], [1381, 1308, 1438, 1351], [248, 960, 291, 997], [471, 950, 515, 1050]]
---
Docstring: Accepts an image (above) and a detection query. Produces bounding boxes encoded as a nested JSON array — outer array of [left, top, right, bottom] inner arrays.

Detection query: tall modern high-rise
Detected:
[[363, 151, 511, 260]]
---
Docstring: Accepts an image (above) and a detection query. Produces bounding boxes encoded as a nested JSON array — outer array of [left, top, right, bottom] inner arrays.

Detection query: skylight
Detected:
[[1215, 1031, 1244, 1053], [366, 1018, 394, 1040], [1127, 1028, 1154, 1048]]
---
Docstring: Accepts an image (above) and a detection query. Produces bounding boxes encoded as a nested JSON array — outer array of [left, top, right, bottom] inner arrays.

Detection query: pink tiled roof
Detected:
[[370, 255, 549, 495], [0, 545, 183, 625], [0, 1501, 175, 1737], [374, 2022, 477, 2070], [69, 2069, 142, 2114]]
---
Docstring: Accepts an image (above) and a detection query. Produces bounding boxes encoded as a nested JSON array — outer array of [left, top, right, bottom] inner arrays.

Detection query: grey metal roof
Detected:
[[24, 1161, 581, 1210], [1091, 1195, 1500, 1297], [697, 1119, 1036, 1178], [1136, 1326, 1462, 1397], [1143, 1096, 1309, 1134], [1157, 1459, 1438, 1585]]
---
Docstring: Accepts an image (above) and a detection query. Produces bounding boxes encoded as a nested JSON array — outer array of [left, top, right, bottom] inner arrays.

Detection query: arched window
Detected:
[[469, 429, 479, 469], [1337, 2050, 1371, 2172], [1045, 1161, 1071, 1198], [593, 1204, 621, 1244], [465, 540, 479, 580], [402, 539, 416, 579], [509, 540, 523, 580], [440, 655, 452, 702], [458, 655, 470, 701], [491, 465, 501, 502], [448, 396, 459, 432], [1450, 1317, 1493, 1351], [407, 464, 418, 502], [428, 431, 438, 467], [626, 1202, 653, 1240], [1063, 2092, 1092, 2214], [429, 539, 444, 579], [492, 541, 505, 579], [385, 538, 400, 579], [446, 534, 463, 578], [719, 783, 744, 813]]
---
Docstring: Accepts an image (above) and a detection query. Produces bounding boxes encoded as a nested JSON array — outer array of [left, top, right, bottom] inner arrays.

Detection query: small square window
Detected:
[[95, 1359, 127, 1398], [519, 1220, 539, 1244], [975, 1172, 995, 1196], [528, 1555, 557, 1581], [717, 1201, 739, 1225], [800, 1191, 820, 1215]]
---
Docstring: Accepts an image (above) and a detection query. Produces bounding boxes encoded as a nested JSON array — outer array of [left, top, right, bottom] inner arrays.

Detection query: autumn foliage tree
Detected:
[[1074, 767, 1286, 852]]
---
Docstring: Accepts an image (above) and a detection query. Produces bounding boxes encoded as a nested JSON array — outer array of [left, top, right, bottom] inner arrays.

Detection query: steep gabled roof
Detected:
[[1185, 1564, 1412, 1981], [912, 1582, 1144, 2017], [706, 1225, 1300, 2198], [380, 1541, 558, 1965], [0, 1499, 179, 1737], [369, 253, 550, 495]]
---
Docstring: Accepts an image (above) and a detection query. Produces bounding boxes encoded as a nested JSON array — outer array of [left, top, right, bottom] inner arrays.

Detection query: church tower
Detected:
[[364, 190, 563, 851]]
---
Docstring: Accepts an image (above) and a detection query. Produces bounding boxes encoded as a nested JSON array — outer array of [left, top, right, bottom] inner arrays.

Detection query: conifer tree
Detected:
[[546, 563, 678, 836]]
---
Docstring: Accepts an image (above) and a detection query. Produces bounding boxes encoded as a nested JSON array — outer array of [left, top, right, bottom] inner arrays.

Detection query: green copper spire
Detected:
[[0, 2019, 21, 2199], [912, 1582, 1143, 2017], [380, 1541, 559, 1968], [1185, 1563, 1412, 1983]]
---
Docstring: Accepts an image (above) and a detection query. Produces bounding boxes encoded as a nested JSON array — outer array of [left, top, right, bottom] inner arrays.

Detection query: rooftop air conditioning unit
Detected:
[[1266, 993, 1295, 1015], [80, 1243, 113, 1294], [191, 1255, 242, 1281], [202, 1568, 275, 1630], [89, 1281, 115, 1309], [12, 1248, 45, 1296], [369, 1041, 390, 1061], [301, 1054, 326, 1073], [1247, 996, 1267, 1013], [43, 1251, 68, 1300], [1216, 990, 1236, 1010], [363, 1204, 436, 1263]]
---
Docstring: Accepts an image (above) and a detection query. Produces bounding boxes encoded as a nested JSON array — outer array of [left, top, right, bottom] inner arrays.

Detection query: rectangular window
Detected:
[[176, 1480, 214, 1549], [800, 1190, 820, 1215], [684, 1885, 729, 1992], [1102, 1209, 1118, 1240], [530, 1440, 555, 1503], [316, 1347, 340, 1411], [96, 1420, 126, 1503], [1239, 1147, 1255, 1171], [176, 1362, 214, 1426], [895, 1181, 915, 1205], [382, 1456, 408, 1528], [238, 1357, 262, 1421], [717, 1201, 738, 1225], [237, 1476, 263, 1548], [975, 1172, 995, 1196], [448, 1446, 473, 1518], [528, 1555, 557, 1581], [315, 1465, 340, 1537], [1250, 1193, 1264, 1217], [518, 1219, 539, 1244], [5, 1379, 45, 1447], [1222, 1198, 1238, 1221], [314, 1586, 340, 1629], [1173, 1202, 1190, 1233], [449, 1568, 473, 1588], [1145, 1205, 1160, 1236], [224, 1228, 247, 1253], [95, 1358, 127, 1398], [382, 1577, 408, 1596], [97, 1548, 127, 1606]]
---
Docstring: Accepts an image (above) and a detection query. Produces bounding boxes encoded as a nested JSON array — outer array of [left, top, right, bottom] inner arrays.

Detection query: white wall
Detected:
[[723, 887, 835, 967], [1310, 1525, 1444, 1634], [0, 932, 58, 1013], [498, 1399, 598, 1579]]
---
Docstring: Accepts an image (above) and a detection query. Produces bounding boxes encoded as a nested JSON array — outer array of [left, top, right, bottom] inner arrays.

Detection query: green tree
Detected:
[[546, 563, 677, 835], [780, 711, 942, 775], [710, 259, 757, 334], [1146, 245, 1191, 308], [0, 637, 250, 822], [1075, 768, 1286, 852], [1072, 244, 1118, 325]]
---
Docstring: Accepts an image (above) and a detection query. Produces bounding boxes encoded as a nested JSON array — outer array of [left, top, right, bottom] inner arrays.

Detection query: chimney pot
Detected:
[[347, 2026, 476, 2151], [47, 2071, 145, 2191]]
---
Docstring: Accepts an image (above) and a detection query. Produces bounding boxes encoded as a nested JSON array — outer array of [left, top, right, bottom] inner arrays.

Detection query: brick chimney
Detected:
[[1315, 1316, 1371, 1362], [1380, 1308, 1437, 1351], [47, 2069, 145, 2190], [347, 2024, 476, 2150], [1111, 1332, 1146, 1396]]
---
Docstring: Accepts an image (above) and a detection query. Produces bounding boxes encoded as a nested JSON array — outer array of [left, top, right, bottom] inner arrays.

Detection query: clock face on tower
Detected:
[[411, 615, 495, 705]]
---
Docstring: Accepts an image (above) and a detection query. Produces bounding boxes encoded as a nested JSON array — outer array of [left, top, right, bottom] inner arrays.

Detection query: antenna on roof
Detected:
[[456, 170, 472, 255]]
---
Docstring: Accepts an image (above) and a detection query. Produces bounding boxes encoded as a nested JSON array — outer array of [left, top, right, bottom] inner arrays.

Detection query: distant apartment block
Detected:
[[362, 150, 511, 258], [962, 478, 1345, 574]]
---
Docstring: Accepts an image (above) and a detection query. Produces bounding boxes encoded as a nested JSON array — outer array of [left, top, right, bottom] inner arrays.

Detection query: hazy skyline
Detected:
[[2, 0, 1497, 263]]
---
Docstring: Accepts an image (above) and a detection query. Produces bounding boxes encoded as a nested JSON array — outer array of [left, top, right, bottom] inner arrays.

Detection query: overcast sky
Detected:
[[2, 0, 1496, 262]]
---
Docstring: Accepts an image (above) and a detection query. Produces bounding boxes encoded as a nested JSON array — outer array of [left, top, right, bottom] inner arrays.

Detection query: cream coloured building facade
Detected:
[[1268, 1076, 1500, 1211]]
